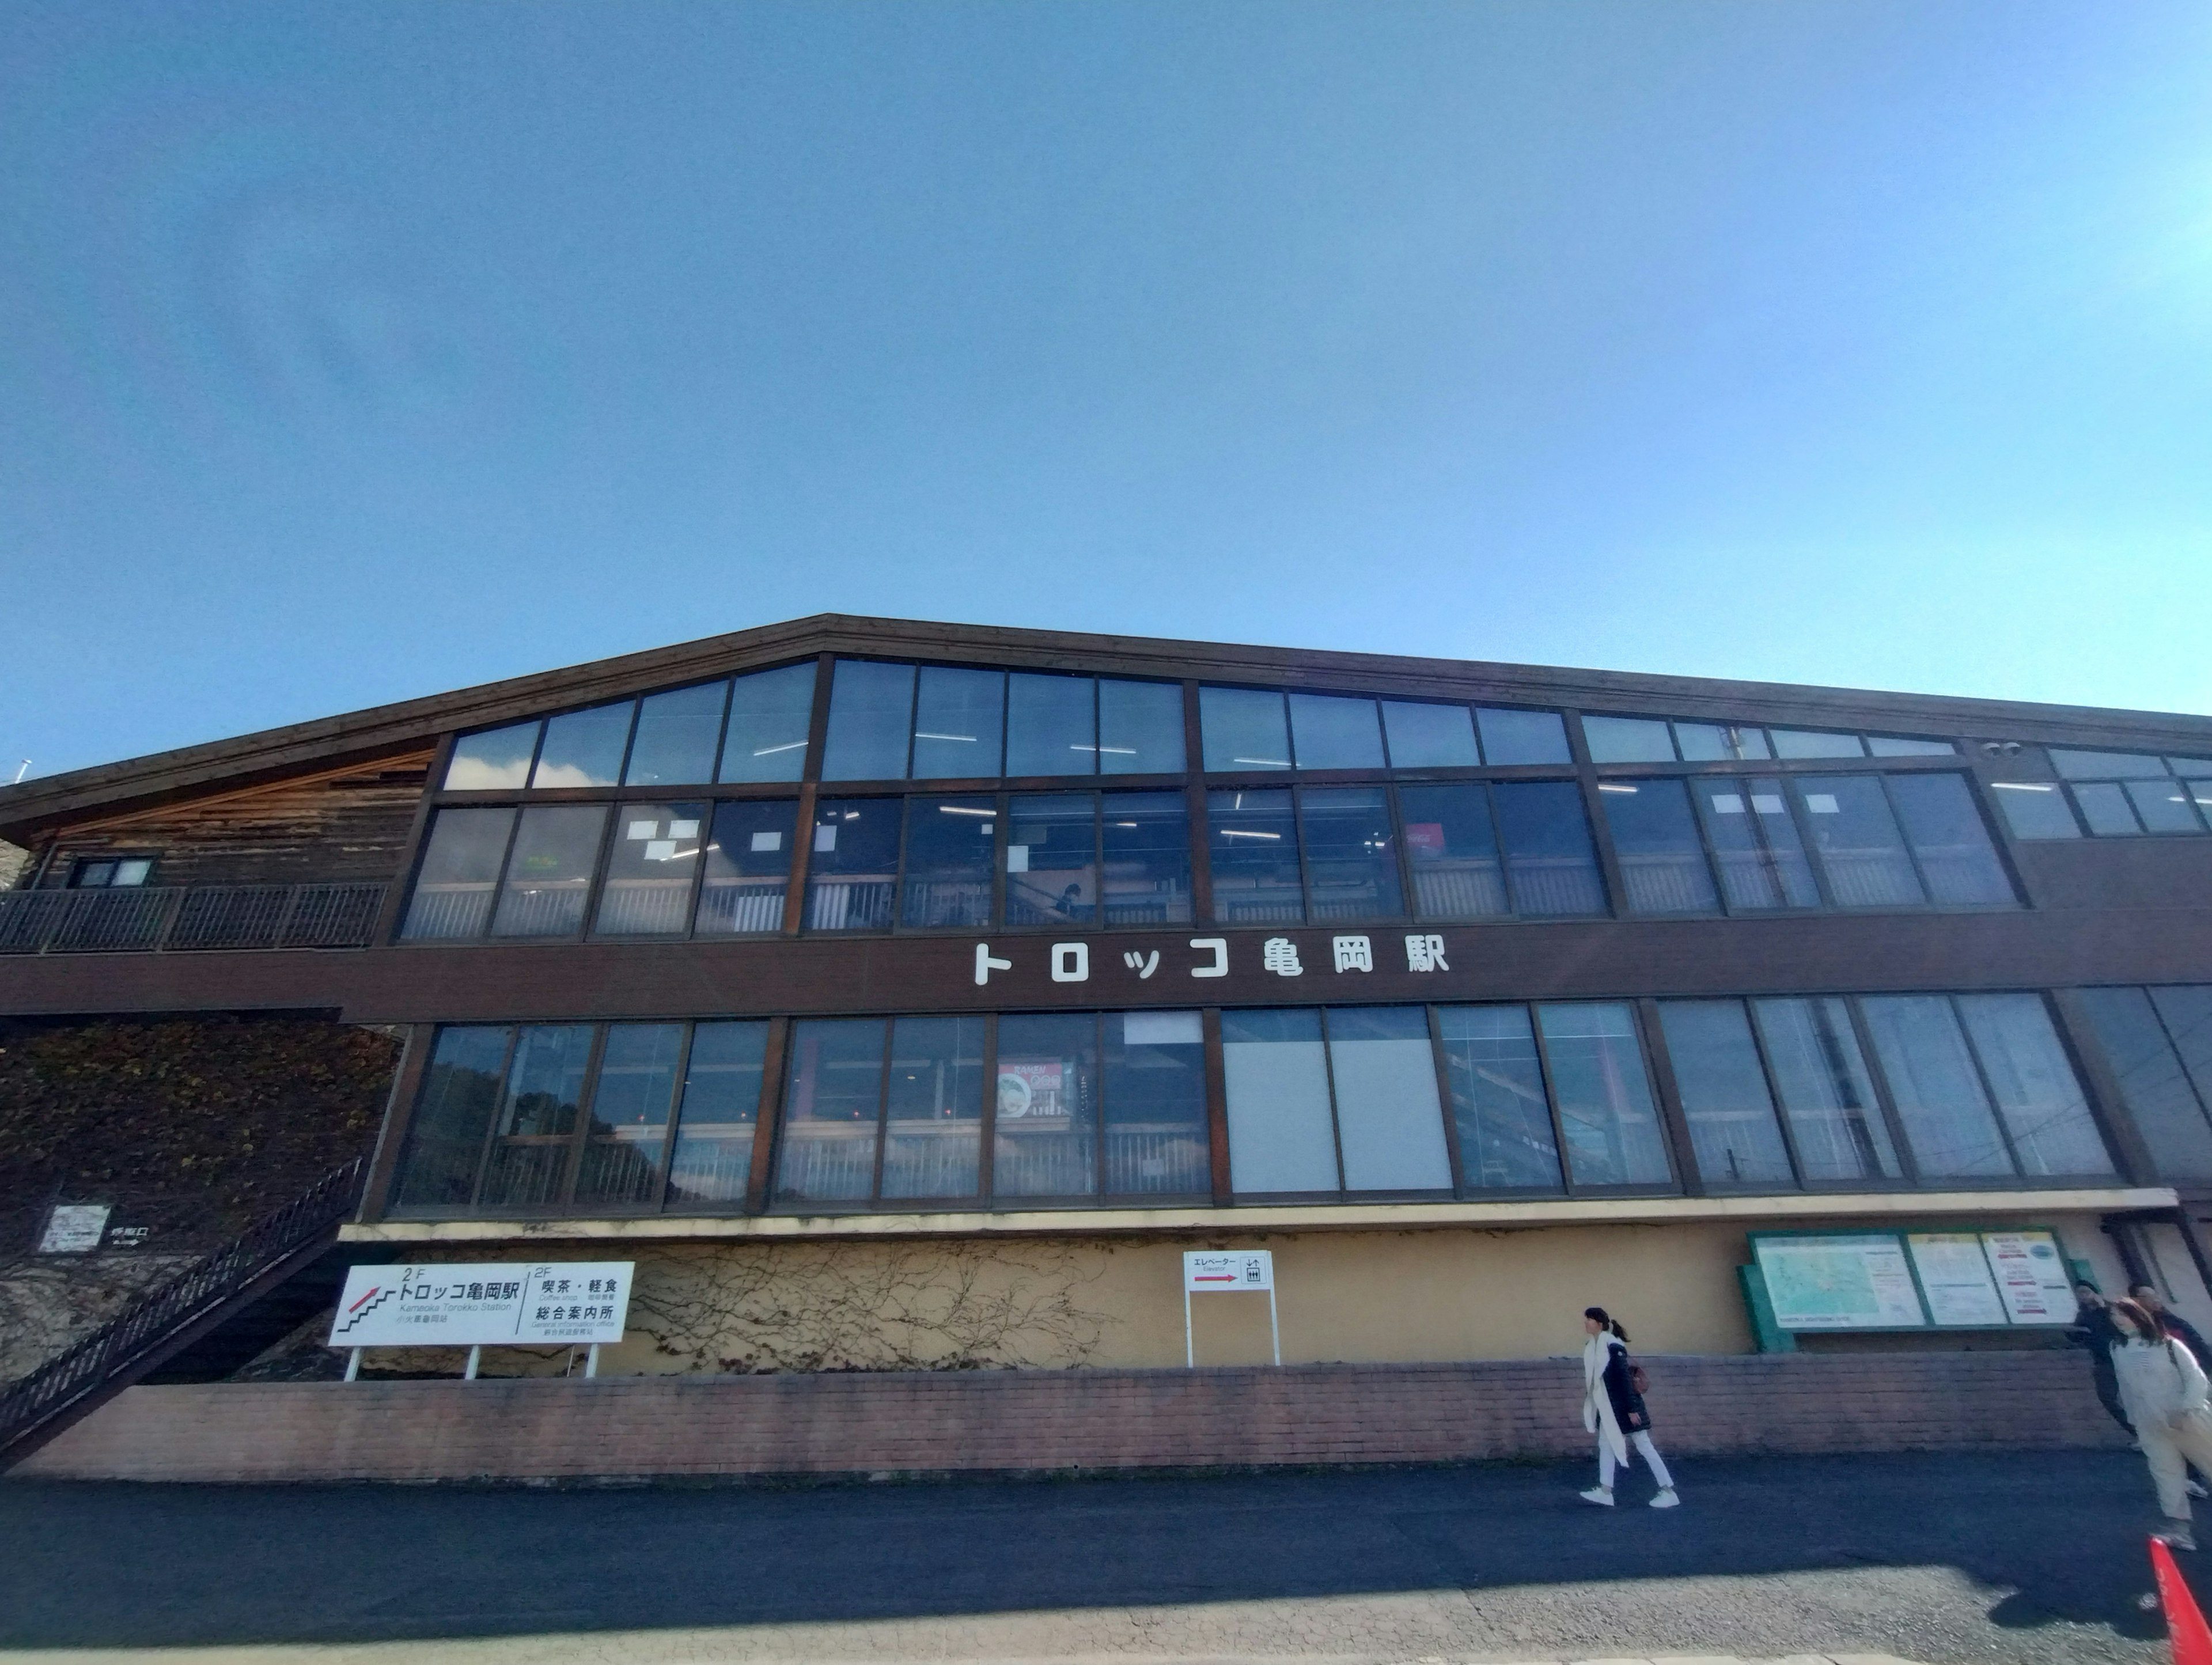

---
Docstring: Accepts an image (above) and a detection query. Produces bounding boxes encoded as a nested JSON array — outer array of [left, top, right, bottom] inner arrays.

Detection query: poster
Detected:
[[997, 1060, 1069, 1121], [39, 1205, 109, 1254], [1906, 1233, 2008, 1327], [329, 1261, 632, 1348], [1982, 1231, 2076, 1325], [1754, 1235, 1927, 1330]]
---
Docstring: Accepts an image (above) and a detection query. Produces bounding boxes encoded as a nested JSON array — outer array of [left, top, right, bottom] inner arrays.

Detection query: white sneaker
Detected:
[[2188, 1480, 2207, 1499], [2157, 1526, 2198, 1552], [1650, 1488, 1681, 1509], [1579, 1486, 1615, 1506]]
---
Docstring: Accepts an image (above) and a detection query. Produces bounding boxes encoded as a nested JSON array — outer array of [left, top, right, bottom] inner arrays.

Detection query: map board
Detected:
[[1752, 1228, 2078, 1333], [1753, 1235, 1926, 1330], [1906, 1233, 2008, 1328]]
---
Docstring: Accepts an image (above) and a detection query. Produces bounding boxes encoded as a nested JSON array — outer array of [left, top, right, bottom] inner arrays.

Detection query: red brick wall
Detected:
[[12, 1352, 2124, 1485]]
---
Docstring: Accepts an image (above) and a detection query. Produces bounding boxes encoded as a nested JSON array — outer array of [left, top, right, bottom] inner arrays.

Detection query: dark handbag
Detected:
[[1629, 1361, 1650, 1395]]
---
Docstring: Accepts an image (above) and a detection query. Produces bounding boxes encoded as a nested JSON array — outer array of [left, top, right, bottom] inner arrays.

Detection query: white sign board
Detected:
[[1982, 1230, 2076, 1325], [1755, 1235, 1927, 1330], [329, 1262, 633, 1349], [1184, 1250, 1274, 1292], [39, 1205, 109, 1254], [1907, 1232, 2008, 1328]]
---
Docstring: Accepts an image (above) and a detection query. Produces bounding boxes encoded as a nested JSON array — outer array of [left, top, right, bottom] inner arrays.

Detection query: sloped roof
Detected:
[[5, 612, 2210, 841]]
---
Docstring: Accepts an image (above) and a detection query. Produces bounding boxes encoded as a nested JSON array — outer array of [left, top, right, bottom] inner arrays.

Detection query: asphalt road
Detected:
[[0, 1450, 2198, 1663]]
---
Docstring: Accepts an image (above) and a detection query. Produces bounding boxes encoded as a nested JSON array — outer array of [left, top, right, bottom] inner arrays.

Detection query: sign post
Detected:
[[1181, 1250, 1278, 1368], [329, 1262, 634, 1377]]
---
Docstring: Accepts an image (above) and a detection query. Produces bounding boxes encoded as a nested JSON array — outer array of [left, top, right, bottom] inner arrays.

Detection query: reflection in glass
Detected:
[[698, 801, 798, 934], [480, 1025, 593, 1207], [1692, 778, 1820, 911], [2151, 987, 2212, 1116], [1437, 1006, 1562, 1190], [1859, 996, 2014, 1177], [1475, 707, 1571, 764], [1493, 783, 1607, 915], [1657, 1002, 1794, 1187], [1797, 776, 1924, 906], [1768, 729, 1866, 760], [1007, 673, 1096, 777], [2127, 778, 2205, 835], [1868, 735, 1957, 757], [2051, 748, 2169, 779], [391, 1026, 510, 1208], [489, 805, 608, 937], [575, 1023, 683, 1205], [994, 1012, 1098, 1197], [2073, 782, 2143, 836], [805, 799, 901, 932], [1288, 693, 1385, 770], [1098, 679, 1186, 775], [1956, 993, 2112, 1176], [1104, 1011, 1208, 1194], [1989, 781, 2081, 841], [900, 795, 995, 928], [821, 661, 916, 780], [1887, 775, 2014, 903], [1101, 793, 1193, 925], [533, 702, 633, 788], [1006, 794, 1097, 926], [1200, 687, 1291, 772], [1536, 1003, 1671, 1187], [775, 1018, 885, 1203], [881, 1015, 985, 1199], [666, 1021, 768, 1205], [912, 666, 1005, 780], [1222, 1008, 1338, 1194], [1582, 716, 1675, 763], [1673, 722, 1770, 761], [445, 722, 539, 790], [1207, 788, 1304, 924], [1399, 784, 1507, 919], [1300, 787, 1403, 920], [593, 803, 706, 936], [1599, 780, 1719, 915], [625, 684, 727, 787], [402, 808, 515, 939], [1381, 701, 1479, 769], [2077, 988, 2212, 1182], [1326, 1007, 1451, 1192], [720, 663, 817, 783], [1750, 998, 1900, 1182]]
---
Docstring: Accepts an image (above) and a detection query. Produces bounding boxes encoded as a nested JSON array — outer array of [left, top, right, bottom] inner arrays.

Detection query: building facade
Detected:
[[6, 615, 2212, 1376]]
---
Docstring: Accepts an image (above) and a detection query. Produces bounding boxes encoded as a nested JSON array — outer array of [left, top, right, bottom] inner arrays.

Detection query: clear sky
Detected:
[[5, 2, 2210, 780]]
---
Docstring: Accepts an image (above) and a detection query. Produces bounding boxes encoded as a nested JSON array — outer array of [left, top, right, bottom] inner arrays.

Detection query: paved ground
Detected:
[[0, 1450, 2199, 1664]]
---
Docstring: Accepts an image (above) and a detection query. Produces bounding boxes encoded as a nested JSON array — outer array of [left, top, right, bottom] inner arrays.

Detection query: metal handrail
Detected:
[[0, 1156, 368, 1466], [0, 882, 386, 955]]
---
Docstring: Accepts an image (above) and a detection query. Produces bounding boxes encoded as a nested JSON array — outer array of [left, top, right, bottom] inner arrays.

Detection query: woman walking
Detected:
[[2110, 1296, 2212, 1549], [1579, 1306, 1679, 1509]]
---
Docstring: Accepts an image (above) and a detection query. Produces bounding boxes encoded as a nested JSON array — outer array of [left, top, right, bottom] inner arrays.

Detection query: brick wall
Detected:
[[11, 1351, 2126, 1485]]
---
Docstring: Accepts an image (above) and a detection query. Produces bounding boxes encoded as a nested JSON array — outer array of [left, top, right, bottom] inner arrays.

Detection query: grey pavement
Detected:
[[0, 1450, 2197, 1664]]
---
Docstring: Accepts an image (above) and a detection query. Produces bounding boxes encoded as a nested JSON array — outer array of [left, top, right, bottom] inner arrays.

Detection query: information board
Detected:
[[39, 1205, 109, 1254], [1752, 1234, 1926, 1330], [1183, 1250, 1274, 1292], [1982, 1231, 2076, 1325], [329, 1262, 633, 1349], [1906, 1233, 2008, 1328]]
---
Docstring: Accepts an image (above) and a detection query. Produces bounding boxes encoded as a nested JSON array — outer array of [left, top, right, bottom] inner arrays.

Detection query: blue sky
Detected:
[[5, 2, 2210, 779]]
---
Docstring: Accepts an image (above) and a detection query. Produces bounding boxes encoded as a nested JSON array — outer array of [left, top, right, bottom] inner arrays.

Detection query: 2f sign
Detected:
[[1184, 1250, 1273, 1292]]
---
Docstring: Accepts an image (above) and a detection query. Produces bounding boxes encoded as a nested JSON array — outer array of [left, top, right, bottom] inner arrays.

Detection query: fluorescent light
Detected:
[[1098, 746, 1137, 754], [1232, 757, 1290, 767], [1597, 783, 1637, 793], [937, 805, 995, 816], [752, 741, 807, 756], [1220, 829, 1281, 840], [915, 733, 976, 743], [1111, 821, 1138, 828], [1989, 782, 2055, 792]]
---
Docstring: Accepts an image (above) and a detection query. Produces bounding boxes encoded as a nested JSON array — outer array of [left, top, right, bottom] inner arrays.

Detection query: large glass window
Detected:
[[1325, 1007, 1452, 1192], [1957, 992, 2115, 1176], [1886, 775, 2013, 904], [390, 1026, 510, 1207], [1988, 780, 2082, 840], [1749, 997, 1901, 1183], [881, 1015, 986, 1200], [1006, 673, 1096, 777], [1476, 707, 1572, 764], [2043, 751, 2212, 837], [445, 722, 539, 791], [1769, 729, 1867, 760], [2078, 988, 2212, 1182], [1674, 722, 1771, 761], [805, 799, 901, 932], [1299, 788, 1403, 920], [665, 1021, 768, 1205], [1536, 1003, 1671, 1188], [1381, 701, 1479, 769], [1221, 1008, 1339, 1195], [821, 661, 916, 781], [488, 805, 608, 938], [1657, 1001, 1794, 1187], [479, 1024, 594, 1208], [1400, 784, 1508, 919], [1691, 777, 1821, 911], [1104, 1010, 1209, 1194], [401, 807, 514, 939], [1207, 788, 1304, 924], [1598, 780, 1719, 915], [698, 801, 797, 934], [1097, 680, 1186, 775], [1437, 1005, 1563, 1190], [532, 702, 632, 789], [900, 796, 996, 929], [1796, 776, 1923, 907], [1583, 716, 1676, 764], [774, 1018, 887, 1203], [1288, 693, 1386, 771], [574, 1023, 683, 1206], [1493, 782, 1607, 915], [1101, 793, 1193, 925], [592, 803, 706, 936], [912, 666, 1005, 781], [994, 1012, 1099, 1198], [719, 663, 817, 784], [1200, 687, 1293, 773], [624, 684, 726, 787], [1006, 794, 1097, 927]]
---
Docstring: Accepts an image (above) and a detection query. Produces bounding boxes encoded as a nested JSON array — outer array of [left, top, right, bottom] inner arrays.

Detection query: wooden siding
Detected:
[[26, 752, 433, 892]]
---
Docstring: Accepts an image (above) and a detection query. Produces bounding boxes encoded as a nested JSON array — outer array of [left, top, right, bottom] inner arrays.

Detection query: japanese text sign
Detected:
[[328, 1261, 633, 1349], [1184, 1250, 1274, 1292]]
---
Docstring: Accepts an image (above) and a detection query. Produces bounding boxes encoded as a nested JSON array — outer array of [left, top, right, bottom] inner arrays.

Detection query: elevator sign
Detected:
[[1184, 1250, 1274, 1291]]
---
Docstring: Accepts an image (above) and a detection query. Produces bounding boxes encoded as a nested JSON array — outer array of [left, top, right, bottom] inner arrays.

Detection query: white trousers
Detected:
[[2139, 1408, 2212, 1521], [1599, 1429, 1673, 1492]]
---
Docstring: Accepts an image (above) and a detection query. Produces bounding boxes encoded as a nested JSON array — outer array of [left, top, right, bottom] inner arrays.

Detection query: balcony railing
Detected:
[[0, 882, 387, 955]]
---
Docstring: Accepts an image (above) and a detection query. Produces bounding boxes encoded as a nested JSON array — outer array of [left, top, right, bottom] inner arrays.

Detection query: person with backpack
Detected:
[[1578, 1306, 1679, 1510], [2109, 1295, 2212, 1551]]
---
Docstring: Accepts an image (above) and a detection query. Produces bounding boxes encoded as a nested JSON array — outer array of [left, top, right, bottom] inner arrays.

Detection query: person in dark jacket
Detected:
[[2071, 1283, 2133, 1438], [1577, 1306, 1679, 1510]]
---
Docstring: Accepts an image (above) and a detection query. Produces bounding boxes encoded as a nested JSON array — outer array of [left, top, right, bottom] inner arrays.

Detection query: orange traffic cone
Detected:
[[2153, 1536, 2212, 1665]]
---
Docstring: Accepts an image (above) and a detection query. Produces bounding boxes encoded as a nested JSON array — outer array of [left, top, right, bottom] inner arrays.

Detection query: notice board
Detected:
[[1750, 1228, 2075, 1334]]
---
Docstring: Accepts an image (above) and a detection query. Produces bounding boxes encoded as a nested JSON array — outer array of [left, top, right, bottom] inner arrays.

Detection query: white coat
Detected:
[[2114, 1334, 2211, 1430], [1582, 1332, 1629, 1466]]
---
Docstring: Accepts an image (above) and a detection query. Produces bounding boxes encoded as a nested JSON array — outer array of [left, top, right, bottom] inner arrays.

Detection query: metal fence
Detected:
[[0, 883, 387, 954], [0, 1156, 367, 1467]]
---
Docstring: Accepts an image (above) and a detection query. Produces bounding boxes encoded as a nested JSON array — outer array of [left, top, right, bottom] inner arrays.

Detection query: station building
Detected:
[[6, 613, 2212, 1394]]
